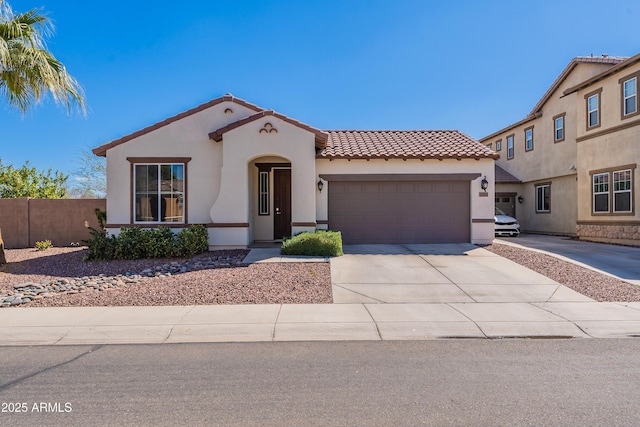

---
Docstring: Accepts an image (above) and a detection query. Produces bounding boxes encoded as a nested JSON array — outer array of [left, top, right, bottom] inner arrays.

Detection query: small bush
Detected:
[[281, 230, 343, 257], [83, 209, 209, 261], [175, 224, 209, 257], [35, 240, 53, 251]]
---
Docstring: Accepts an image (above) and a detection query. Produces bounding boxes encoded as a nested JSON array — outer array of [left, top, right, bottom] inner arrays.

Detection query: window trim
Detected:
[[553, 112, 566, 142], [535, 182, 551, 213], [619, 71, 640, 120], [127, 157, 191, 225], [506, 134, 514, 160], [589, 164, 637, 216], [585, 88, 602, 130], [524, 126, 534, 152]]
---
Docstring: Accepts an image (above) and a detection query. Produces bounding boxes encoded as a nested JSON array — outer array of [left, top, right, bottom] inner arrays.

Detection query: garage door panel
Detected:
[[329, 180, 470, 244]]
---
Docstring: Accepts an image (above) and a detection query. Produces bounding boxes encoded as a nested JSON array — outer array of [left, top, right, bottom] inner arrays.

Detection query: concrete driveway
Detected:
[[331, 244, 592, 304], [497, 234, 640, 285]]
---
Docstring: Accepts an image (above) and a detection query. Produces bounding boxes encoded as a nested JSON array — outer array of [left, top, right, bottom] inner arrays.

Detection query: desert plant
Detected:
[[83, 209, 117, 261], [35, 239, 52, 250], [281, 230, 343, 257]]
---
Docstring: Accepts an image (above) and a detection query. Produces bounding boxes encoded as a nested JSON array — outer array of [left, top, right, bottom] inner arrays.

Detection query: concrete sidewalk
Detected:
[[1, 302, 640, 346], [2, 243, 640, 346]]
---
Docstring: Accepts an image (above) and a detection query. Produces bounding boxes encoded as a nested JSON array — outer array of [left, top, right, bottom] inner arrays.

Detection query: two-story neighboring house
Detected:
[[481, 53, 640, 246]]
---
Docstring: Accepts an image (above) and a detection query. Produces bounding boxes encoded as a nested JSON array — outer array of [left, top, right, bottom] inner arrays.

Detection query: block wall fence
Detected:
[[0, 198, 106, 249]]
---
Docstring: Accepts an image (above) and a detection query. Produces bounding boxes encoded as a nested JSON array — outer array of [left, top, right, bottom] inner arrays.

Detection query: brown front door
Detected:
[[273, 169, 291, 239]]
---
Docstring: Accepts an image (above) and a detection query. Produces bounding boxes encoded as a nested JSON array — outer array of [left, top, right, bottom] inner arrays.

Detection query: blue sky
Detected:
[[2, 0, 639, 178]]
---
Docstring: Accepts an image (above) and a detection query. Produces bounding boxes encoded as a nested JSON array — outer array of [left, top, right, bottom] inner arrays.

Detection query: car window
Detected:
[[495, 207, 506, 216]]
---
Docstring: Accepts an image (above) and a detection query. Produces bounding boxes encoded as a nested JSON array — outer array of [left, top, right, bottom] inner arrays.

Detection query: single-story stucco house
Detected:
[[92, 95, 498, 248]]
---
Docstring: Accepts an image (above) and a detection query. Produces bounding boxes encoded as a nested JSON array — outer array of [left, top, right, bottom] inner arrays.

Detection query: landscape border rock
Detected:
[[1, 252, 247, 307]]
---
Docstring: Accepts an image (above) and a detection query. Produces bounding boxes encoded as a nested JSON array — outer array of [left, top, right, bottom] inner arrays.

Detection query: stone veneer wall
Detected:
[[576, 223, 640, 246]]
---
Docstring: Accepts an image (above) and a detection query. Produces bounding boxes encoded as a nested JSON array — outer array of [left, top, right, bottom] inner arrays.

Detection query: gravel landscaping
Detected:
[[2, 241, 640, 308], [485, 243, 640, 302], [0, 247, 331, 307]]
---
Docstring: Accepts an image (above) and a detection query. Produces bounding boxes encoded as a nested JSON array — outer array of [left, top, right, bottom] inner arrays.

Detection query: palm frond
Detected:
[[0, 0, 84, 114]]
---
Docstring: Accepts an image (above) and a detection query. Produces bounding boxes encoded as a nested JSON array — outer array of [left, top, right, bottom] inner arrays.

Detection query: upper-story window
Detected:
[[585, 88, 602, 129], [506, 134, 514, 159], [620, 73, 639, 118], [495, 139, 502, 151], [553, 113, 565, 142], [524, 126, 534, 151]]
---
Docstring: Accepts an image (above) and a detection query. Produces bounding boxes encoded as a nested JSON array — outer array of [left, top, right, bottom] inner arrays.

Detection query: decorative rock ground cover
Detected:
[[1, 253, 247, 307]]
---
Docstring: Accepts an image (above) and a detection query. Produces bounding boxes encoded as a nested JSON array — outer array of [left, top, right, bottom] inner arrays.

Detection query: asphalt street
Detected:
[[1, 340, 640, 426]]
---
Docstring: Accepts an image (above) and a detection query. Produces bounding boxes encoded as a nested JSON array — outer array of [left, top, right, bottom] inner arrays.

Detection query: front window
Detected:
[[613, 169, 632, 212], [623, 77, 637, 116], [587, 92, 600, 128], [554, 114, 565, 142], [496, 140, 502, 151], [535, 184, 550, 213], [134, 164, 185, 223], [592, 168, 635, 214], [525, 127, 534, 151], [593, 173, 610, 213], [506, 135, 514, 159]]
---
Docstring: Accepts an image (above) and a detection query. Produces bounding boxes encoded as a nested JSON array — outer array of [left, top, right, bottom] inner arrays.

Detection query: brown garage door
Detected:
[[328, 180, 470, 244]]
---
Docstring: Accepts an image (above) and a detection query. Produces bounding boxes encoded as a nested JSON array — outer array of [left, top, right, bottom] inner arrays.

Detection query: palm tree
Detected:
[[0, 0, 84, 114]]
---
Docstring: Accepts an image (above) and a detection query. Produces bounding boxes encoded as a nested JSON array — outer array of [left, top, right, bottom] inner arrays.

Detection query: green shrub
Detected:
[[281, 230, 343, 257], [175, 224, 209, 257], [35, 240, 53, 251], [83, 209, 117, 261], [83, 210, 209, 261]]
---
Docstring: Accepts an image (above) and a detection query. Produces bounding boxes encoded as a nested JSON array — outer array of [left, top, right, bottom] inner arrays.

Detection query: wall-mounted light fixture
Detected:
[[317, 179, 324, 192], [480, 176, 489, 192], [517, 195, 523, 204]]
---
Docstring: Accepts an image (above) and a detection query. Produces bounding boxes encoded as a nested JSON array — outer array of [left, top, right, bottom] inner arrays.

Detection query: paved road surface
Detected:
[[1, 340, 640, 426]]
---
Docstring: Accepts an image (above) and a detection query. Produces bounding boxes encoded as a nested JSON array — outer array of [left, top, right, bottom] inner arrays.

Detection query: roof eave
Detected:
[[208, 110, 329, 148], [563, 52, 640, 96], [92, 94, 264, 157]]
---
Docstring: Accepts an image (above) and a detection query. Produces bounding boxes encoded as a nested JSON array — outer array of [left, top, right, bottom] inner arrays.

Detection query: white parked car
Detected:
[[494, 207, 520, 237]]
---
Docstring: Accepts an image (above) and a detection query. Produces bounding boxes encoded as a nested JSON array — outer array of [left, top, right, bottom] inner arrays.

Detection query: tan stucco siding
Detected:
[[577, 125, 640, 222], [210, 116, 317, 244], [510, 176, 577, 235], [316, 158, 495, 244], [105, 101, 260, 226], [576, 61, 640, 141]]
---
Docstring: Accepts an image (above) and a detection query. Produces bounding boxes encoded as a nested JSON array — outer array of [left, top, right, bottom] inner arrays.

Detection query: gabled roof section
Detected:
[[529, 55, 627, 116], [92, 94, 264, 157], [318, 130, 498, 160], [480, 55, 627, 143], [495, 164, 521, 183], [563, 53, 640, 95], [208, 110, 329, 148]]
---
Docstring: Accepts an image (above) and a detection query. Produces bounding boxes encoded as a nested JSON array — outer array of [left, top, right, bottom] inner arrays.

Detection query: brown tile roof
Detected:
[[209, 110, 329, 148], [318, 130, 498, 160], [93, 94, 264, 157], [495, 164, 521, 183]]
